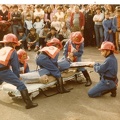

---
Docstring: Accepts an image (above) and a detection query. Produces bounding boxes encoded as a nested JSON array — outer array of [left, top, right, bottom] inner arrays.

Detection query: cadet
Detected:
[[63, 31, 92, 87], [36, 38, 70, 93], [17, 49, 30, 74], [0, 33, 38, 109], [88, 41, 118, 97]]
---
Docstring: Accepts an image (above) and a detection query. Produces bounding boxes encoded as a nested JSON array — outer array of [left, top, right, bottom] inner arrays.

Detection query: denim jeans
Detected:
[[12, 24, 22, 37], [0, 69, 26, 91], [94, 25, 104, 47]]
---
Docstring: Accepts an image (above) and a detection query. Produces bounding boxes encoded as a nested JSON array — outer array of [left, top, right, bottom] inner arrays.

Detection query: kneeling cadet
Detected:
[[88, 41, 118, 97], [63, 31, 92, 86], [0, 33, 38, 109], [36, 38, 70, 93]]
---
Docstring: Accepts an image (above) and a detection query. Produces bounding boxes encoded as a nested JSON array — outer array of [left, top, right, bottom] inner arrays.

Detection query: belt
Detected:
[[103, 76, 117, 81], [0, 66, 9, 71]]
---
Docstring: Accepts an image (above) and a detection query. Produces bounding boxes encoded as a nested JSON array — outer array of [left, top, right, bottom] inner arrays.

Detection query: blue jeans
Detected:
[[88, 79, 116, 97], [94, 25, 104, 47], [12, 24, 22, 37], [0, 69, 26, 91]]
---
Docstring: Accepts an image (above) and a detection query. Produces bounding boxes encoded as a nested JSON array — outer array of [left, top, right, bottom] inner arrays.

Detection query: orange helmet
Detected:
[[17, 49, 29, 63], [70, 31, 84, 44], [0, 33, 20, 46], [46, 38, 63, 50], [99, 41, 118, 53]]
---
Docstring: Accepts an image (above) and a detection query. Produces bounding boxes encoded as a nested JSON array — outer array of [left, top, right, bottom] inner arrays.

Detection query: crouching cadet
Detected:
[[36, 38, 70, 93], [63, 31, 92, 86], [17, 49, 30, 74], [0, 33, 38, 109], [88, 41, 118, 97]]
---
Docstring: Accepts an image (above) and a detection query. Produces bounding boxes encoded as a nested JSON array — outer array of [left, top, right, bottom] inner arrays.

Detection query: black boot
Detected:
[[110, 87, 117, 97], [82, 70, 92, 87], [20, 89, 38, 109], [101, 87, 117, 97], [56, 77, 70, 93]]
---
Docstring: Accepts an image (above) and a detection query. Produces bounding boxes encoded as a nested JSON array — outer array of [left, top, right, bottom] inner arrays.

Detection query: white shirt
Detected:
[[93, 13, 104, 25]]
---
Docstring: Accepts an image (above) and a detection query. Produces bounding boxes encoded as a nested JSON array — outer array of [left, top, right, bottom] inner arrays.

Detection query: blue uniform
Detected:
[[0, 49, 26, 91], [88, 54, 118, 97], [36, 52, 61, 78], [102, 18, 115, 43], [63, 40, 85, 71], [19, 62, 30, 73]]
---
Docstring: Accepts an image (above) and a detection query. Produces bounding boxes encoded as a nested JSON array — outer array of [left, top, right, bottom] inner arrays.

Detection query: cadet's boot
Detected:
[[110, 87, 117, 97], [101, 87, 117, 97], [20, 89, 38, 109], [82, 70, 92, 87], [56, 77, 70, 93]]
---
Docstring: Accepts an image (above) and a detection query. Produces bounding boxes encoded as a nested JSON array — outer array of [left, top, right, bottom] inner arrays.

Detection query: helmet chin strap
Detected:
[[105, 50, 111, 57]]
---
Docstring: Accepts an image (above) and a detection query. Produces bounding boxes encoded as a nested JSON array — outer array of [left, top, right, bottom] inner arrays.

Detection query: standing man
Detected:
[[10, 5, 23, 37], [83, 4, 95, 47], [70, 5, 85, 34]]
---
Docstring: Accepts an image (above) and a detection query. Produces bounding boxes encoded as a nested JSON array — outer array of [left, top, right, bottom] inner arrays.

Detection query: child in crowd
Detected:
[[26, 28, 39, 51], [102, 12, 116, 43], [33, 16, 45, 34], [17, 29, 27, 49], [51, 15, 61, 33], [24, 14, 33, 35]]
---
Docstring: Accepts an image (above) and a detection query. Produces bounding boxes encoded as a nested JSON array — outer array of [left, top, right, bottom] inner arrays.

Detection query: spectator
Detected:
[[34, 5, 44, 20], [45, 27, 61, 42], [112, 6, 120, 51], [51, 15, 61, 33], [26, 28, 39, 51], [59, 25, 71, 44], [83, 4, 95, 47], [10, 5, 23, 36], [64, 9, 72, 31], [17, 28, 27, 49], [44, 6, 54, 28], [33, 16, 44, 34], [24, 14, 33, 35], [39, 24, 50, 48], [93, 7, 104, 48], [102, 11, 116, 43], [55, 6, 65, 21], [22, 5, 34, 24], [70, 5, 85, 34], [0, 4, 10, 21]]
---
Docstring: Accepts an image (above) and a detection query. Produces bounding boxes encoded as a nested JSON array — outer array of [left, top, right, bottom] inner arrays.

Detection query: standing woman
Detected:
[[44, 6, 54, 28]]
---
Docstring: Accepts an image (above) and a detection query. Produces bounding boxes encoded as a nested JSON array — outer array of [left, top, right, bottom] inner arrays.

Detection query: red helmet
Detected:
[[46, 38, 63, 50], [0, 33, 20, 46], [17, 49, 29, 63], [99, 41, 118, 53], [70, 31, 84, 44]]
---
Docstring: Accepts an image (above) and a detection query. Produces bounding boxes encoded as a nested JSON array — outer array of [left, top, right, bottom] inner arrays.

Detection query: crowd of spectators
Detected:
[[0, 4, 120, 51]]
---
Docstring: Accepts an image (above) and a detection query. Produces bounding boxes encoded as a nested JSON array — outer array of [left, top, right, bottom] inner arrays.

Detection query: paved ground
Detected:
[[0, 46, 120, 120]]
